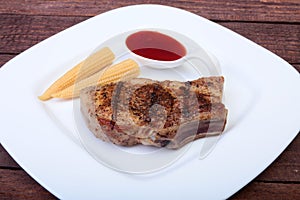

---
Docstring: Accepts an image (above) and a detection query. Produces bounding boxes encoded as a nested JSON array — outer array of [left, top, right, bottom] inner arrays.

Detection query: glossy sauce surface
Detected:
[[126, 31, 186, 61]]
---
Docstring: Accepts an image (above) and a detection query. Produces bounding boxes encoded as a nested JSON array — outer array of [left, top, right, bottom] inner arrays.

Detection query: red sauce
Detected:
[[126, 31, 186, 61]]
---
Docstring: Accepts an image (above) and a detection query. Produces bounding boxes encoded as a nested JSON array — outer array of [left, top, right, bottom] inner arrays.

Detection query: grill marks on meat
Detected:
[[129, 84, 181, 129], [80, 76, 228, 149]]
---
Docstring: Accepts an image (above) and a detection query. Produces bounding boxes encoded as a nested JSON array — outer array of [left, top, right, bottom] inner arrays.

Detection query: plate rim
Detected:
[[0, 4, 299, 199]]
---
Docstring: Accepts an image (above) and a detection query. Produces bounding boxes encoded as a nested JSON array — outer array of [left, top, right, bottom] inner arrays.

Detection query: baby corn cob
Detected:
[[38, 47, 115, 101], [51, 59, 140, 99]]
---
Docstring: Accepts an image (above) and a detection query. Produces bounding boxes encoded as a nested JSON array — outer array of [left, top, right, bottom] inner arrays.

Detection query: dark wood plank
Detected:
[[0, 0, 299, 23], [0, 14, 88, 54], [0, 168, 299, 199], [256, 135, 300, 182], [231, 182, 300, 199], [295, 64, 300, 72], [1, 53, 298, 72], [0, 54, 16, 67], [0, 14, 299, 63], [219, 22, 300, 63], [0, 145, 19, 168], [0, 135, 299, 181], [0, 169, 56, 200], [0, 1, 299, 198]]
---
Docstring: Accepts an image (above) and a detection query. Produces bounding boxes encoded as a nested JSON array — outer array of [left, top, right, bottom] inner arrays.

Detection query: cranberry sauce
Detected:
[[126, 31, 186, 61]]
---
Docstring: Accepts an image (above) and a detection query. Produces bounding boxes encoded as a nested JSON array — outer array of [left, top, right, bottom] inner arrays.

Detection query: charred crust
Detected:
[[94, 83, 116, 127], [111, 82, 124, 129], [84, 76, 227, 149], [128, 83, 181, 128], [155, 139, 171, 147]]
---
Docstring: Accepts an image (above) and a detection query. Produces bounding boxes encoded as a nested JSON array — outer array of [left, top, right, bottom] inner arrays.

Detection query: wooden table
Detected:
[[0, 1, 299, 199]]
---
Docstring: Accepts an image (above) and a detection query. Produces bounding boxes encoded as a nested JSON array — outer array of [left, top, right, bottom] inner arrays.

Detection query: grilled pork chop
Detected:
[[80, 76, 227, 149]]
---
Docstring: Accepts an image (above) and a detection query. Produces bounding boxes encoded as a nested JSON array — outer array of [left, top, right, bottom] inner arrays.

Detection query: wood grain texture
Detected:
[[0, 167, 299, 200], [0, 54, 16, 67], [0, 14, 87, 54], [0, 135, 299, 181], [0, 169, 56, 200], [0, 0, 299, 199], [0, 14, 299, 63], [219, 22, 300, 63], [232, 182, 300, 199], [0, 145, 19, 168], [294, 64, 300, 72], [255, 135, 300, 182], [0, 0, 299, 22]]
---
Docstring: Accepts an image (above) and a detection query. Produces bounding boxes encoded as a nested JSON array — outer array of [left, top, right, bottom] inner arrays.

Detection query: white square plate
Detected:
[[0, 5, 299, 199]]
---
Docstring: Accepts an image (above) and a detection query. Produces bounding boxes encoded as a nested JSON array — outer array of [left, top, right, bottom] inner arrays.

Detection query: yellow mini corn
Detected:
[[51, 59, 140, 99], [38, 47, 115, 101]]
